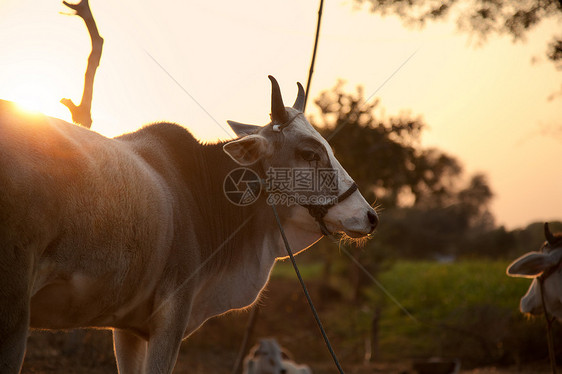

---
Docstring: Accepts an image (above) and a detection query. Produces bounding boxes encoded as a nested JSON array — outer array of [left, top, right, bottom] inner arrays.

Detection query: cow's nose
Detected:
[[367, 210, 378, 232]]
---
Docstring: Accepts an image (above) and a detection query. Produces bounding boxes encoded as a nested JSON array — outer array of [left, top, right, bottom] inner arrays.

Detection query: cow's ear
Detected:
[[223, 134, 271, 166], [507, 251, 559, 278], [227, 120, 262, 137]]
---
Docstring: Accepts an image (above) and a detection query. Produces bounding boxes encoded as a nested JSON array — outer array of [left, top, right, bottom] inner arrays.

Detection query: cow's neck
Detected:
[[184, 141, 322, 327], [173, 142, 267, 329], [187, 142, 276, 268]]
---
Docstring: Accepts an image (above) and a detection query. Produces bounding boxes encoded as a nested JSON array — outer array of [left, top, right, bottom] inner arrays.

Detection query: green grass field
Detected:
[[272, 258, 552, 367], [372, 261, 537, 363]]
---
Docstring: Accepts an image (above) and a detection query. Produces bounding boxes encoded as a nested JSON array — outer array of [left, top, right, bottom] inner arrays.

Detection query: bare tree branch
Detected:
[[60, 0, 104, 129]]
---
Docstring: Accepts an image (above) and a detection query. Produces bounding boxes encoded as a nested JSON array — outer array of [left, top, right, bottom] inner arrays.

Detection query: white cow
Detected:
[[507, 223, 562, 318], [0, 76, 377, 373], [243, 338, 312, 374]]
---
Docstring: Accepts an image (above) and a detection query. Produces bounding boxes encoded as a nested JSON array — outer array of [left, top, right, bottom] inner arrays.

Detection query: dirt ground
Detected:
[[21, 329, 555, 373], [21, 340, 555, 374], [20, 278, 555, 373]]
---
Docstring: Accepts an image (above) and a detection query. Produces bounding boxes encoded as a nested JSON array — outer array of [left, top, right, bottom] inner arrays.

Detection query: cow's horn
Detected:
[[292, 82, 305, 112], [545, 222, 556, 245], [268, 75, 289, 125]]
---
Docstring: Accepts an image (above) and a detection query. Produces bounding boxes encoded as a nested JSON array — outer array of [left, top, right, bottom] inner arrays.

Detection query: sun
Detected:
[[7, 79, 72, 121], [0, 50, 78, 122], [0, 58, 119, 135]]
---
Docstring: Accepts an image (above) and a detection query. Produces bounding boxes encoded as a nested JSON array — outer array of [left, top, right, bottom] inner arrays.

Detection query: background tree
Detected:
[[314, 82, 463, 209], [311, 83, 496, 303], [354, 0, 562, 69], [313, 82, 494, 248], [310, 83, 497, 360], [356, 0, 562, 113]]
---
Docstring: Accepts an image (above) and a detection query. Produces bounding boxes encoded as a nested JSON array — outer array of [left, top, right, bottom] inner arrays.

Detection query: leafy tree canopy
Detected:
[[313, 82, 495, 259], [354, 0, 562, 69], [314, 82, 489, 210]]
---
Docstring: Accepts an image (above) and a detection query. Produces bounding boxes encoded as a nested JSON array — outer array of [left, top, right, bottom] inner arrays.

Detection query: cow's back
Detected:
[[0, 100, 175, 329]]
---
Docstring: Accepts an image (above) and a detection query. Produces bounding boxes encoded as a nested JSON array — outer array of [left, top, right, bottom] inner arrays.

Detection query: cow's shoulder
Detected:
[[131, 122, 198, 144], [117, 122, 199, 166], [115, 122, 215, 184]]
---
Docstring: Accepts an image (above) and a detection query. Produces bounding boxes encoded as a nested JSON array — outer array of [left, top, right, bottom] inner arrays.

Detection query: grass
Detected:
[[272, 257, 546, 366], [365, 260, 545, 365], [271, 257, 324, 279], [373, 260, 531, 319]]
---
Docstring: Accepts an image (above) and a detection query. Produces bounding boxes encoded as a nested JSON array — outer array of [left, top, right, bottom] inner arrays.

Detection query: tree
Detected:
[[312, 83, 496, 302], [311, 83, 496, 360], [313, 82, 464, 210], [355, 0, 562, 69], [313, 82, 489, 218]]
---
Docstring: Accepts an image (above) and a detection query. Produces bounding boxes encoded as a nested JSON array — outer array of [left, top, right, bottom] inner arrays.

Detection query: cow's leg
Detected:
[[113, 329, 147, 374], [143, 299, 189, 374], [0, 246, 32, 373], [144, 326, 184, 374], [0, 306, 29, 374]]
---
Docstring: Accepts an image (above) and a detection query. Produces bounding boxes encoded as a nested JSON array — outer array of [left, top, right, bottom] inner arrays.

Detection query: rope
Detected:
[[271, 204, 346, 374], [340, 246, 419, 323]]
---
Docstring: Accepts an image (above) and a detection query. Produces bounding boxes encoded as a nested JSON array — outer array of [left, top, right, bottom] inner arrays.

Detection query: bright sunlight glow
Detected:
[[5, 75, 71, 121]]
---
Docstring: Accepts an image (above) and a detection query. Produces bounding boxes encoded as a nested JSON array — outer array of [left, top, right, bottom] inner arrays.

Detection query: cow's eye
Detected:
[[300, 150, 319, 162]]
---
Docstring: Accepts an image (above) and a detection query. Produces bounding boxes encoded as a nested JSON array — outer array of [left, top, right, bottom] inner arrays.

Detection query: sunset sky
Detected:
[[0, 0, 560, 230]]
